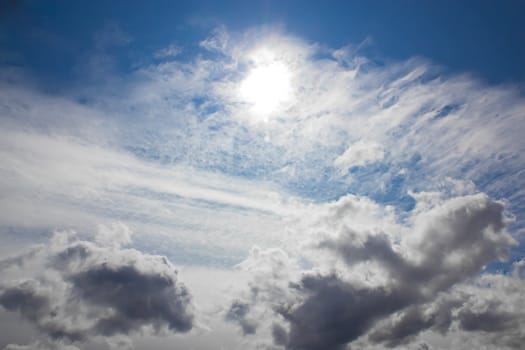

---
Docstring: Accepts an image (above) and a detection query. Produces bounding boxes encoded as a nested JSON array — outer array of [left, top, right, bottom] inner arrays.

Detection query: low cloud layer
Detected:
[[228, 193, 524, 350], [0, 228, 194, 348]]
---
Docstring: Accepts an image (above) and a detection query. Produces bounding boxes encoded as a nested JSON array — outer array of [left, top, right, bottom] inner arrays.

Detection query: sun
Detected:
[[240, 60, 292, 115]]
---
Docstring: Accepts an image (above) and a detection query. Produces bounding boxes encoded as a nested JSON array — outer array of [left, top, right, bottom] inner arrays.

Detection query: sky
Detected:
[[1, 1, 525, 349]]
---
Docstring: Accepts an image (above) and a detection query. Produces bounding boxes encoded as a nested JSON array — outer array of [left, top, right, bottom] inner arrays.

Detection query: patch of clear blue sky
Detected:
[[1, 0, 525, 88]]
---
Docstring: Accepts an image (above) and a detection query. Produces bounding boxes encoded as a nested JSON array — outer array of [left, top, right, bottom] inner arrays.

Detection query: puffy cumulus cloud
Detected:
[[451, 273, 525, 349], [368, 297, 462, 347], [228, 192, 521, 350], [225, 301, 257, 335], [0, 229, 193, 348], [373, 273, 525, 350], [223, 247, 302, 348], [279, 274, 411, 350], [319, 194, 513, 295], [94, 222, 133, 248], [511, 258, 525, 279]]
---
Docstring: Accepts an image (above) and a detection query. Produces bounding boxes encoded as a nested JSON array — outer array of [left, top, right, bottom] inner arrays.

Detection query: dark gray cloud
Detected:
[[280, 194, 513, 349], [225, 300, 257, 335], [369, 297, 462, 347], [458, 303, 518, 333], [69, 262, 192, 335], [0, 232, 193, 346], [451, 278, 525, 350], [0, 279, 84, 342], [278, 274, 412, 350], [272, 323, 288, 346], [233, 194, 520, 350]]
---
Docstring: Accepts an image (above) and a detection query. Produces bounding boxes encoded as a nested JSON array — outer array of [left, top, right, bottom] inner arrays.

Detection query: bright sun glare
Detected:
[[240, 61, 292, 115]]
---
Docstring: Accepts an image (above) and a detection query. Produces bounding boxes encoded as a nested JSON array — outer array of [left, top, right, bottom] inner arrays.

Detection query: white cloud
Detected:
[[0, 119, 299, 262], [333, 140, 385, 174], [199, 26, 229, 53], [94, 222, 133, 248], [154, 44, 181, 59], [90, 27, 525, 221]]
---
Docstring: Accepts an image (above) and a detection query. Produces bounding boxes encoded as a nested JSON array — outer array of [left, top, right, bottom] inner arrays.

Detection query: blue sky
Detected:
[[3, 0, 525, 86], [1, 2, 525, 350]]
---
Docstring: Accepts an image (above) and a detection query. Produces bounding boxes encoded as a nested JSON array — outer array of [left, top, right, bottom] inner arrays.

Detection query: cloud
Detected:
[[3, 25, 525, 229], [333, 140, 384, 175], [199, 26, 229, 53], [229, 193, 520, 349], [457, 301, 517, 333], [0, 230, 194, 347], [0, 120, 294, 265], [368, 296, 462, 347], [281, 273, 410, 350], [97, 27, 525, 227], [224, 246, 301, 343], [225, 301, 257, 335], [93, 222, 133, 249], [321, 194, 513, 293], [451, 273, 525, 349], [154, 44, 181, 59]]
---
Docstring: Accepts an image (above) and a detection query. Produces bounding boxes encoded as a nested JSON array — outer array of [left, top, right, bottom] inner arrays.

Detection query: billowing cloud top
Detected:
[[0, 229, 193, 347]]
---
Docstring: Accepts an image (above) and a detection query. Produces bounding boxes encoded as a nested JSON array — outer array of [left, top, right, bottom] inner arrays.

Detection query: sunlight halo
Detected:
[[239, 60, 292, 116]]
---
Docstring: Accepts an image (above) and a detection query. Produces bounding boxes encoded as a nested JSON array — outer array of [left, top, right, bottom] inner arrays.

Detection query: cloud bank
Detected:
[[228, 193, 524, 350]]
